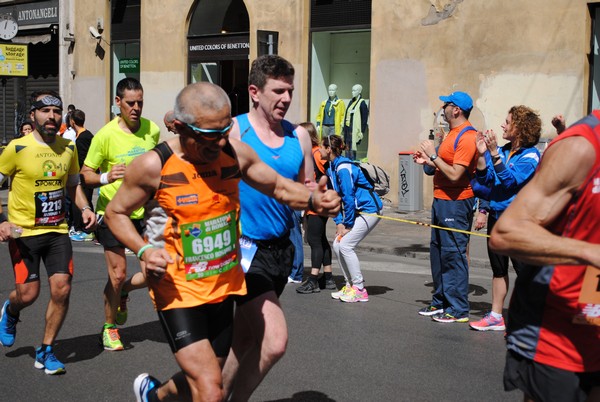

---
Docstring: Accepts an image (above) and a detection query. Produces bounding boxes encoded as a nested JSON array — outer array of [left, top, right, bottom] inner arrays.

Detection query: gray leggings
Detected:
[[332, 214, 381, 288]]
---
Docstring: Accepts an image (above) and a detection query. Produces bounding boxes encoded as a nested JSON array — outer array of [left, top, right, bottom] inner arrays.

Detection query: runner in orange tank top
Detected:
[[105, 82, 340, 402], [145, 140, 246, 311]]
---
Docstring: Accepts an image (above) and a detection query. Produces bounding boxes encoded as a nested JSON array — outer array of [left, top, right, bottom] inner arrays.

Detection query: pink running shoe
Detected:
[[331, 285, 350, 300], [469, 312, 506, 331], [339, 286, 369, 303]]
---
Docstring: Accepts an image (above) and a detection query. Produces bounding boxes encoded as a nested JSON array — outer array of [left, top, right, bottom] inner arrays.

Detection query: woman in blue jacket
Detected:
[[470, 105, 541, 331], [321, 135, 382, 303]]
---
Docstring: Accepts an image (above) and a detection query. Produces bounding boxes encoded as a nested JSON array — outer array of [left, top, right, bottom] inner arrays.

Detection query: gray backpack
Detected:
[[338, 161, 390, 196]]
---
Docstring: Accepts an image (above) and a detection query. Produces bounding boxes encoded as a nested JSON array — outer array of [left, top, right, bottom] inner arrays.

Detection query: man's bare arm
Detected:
[[104, 150, 172, 277], [66, 180, 96, 231], [104, 152, 160, 252], [490, 136, 600, 266], [0, 196, 18, 241], [79, 164, 101, 188], [231, 138, 340, 216], [81, 163, 126, 188], [420, 139, 468, 182], [294, 124, 315, 187]]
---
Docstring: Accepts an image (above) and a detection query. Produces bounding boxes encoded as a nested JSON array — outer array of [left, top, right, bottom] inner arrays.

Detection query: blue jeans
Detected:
[[288, 210, 304, 281], [429, 197, 475, 318]]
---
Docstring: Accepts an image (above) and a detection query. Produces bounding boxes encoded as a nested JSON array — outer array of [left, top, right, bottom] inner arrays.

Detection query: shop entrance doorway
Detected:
[[188, 0, 249, 116], [190, 59, 249, 117]]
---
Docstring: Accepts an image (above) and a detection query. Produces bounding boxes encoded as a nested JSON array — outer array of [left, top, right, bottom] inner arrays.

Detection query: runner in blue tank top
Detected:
[[222, 55, 324, 401]]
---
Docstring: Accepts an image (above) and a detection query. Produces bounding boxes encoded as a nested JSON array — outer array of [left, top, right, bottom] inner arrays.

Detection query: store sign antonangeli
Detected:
[[119, 58, 139, 73], [0, 44, 27, 77]]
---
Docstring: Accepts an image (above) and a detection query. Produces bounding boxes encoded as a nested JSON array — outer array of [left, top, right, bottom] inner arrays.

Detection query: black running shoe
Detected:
[[296, 280, 320, 294]]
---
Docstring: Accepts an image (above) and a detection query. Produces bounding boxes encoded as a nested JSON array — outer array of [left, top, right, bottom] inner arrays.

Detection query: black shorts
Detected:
[[9, 232, 73, 284], [487, 215, 531, 277], [236, 235, 294, 306], [504, 350, 600, 402], [95, 214, 144, 249], [157, 297, 234, 355]]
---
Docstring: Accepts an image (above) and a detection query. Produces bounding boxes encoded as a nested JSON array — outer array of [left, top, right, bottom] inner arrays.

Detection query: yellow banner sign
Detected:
[[0, 44, 27, 77]]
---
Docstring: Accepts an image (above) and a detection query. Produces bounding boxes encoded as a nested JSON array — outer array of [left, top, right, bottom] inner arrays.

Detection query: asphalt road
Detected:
[[0, 241, 519, 402]]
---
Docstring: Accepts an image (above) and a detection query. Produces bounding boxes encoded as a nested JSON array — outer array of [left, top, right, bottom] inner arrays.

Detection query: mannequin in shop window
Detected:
[[316, 84, 345, 138], [342, 84, 369, 160]]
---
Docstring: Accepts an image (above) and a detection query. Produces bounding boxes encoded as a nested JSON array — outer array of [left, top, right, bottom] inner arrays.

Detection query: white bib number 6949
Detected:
[[191, 231, 232, 254]]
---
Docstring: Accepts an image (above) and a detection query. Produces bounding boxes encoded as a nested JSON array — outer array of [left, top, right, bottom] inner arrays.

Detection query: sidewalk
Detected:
[[344, 202, 491, 269]]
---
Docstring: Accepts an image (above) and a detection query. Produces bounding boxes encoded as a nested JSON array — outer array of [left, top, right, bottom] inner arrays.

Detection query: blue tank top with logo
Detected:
[[237, 113, 303, 240]]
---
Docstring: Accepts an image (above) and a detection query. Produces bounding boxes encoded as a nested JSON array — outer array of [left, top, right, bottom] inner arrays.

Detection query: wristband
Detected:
[[81, 206, 92, 213], [491, 154, 501, 163], [307, 193, 316, 212], [0, 213, 6, 224], [100, 172, 109, 185], [137, 244, 155, 260], [478, 209, 488, 215]]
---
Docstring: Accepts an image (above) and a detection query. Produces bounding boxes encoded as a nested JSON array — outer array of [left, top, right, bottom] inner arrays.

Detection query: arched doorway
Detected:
[[188, 0, 249, 116]]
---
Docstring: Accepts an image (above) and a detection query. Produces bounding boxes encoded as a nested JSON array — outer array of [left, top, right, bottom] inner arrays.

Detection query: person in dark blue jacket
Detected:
[[321, 135, 382, 303], [469, 105, 541, 331]]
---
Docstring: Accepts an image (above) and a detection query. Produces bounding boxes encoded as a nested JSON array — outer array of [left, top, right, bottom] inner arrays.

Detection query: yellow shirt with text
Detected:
[[0, 135, 79, 236]]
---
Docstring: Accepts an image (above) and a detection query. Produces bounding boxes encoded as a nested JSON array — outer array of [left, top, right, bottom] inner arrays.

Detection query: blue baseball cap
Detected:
[[439, 91, 473, 111]]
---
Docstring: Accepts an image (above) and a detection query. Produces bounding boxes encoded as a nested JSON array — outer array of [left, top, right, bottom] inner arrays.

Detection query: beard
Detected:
[[35, 120, 59, 137]]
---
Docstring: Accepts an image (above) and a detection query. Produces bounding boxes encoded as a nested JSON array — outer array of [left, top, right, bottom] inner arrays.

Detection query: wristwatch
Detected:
[[479, 209, 488, 215], [429, 153, 438, 162]]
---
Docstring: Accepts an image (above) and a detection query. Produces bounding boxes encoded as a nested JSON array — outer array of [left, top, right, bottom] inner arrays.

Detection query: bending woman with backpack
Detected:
[[296, 123, 336, 294], [321, 135, 382, 303]]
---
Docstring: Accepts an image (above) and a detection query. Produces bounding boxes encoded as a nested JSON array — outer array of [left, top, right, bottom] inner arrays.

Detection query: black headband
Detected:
[[31, 95, 63, 112]]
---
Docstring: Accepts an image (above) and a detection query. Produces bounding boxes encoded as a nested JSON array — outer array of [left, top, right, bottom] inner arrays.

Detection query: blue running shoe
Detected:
[[134, 373, 161, 402], [0, 300, 18, 347], [70, 231, 94, 242], [34, 345, 66, 375]]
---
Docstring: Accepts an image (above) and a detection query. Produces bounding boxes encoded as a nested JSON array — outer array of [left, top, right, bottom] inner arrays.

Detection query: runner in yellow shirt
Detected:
[[0, 90, 96, 374], [81, 78, 160, 351]]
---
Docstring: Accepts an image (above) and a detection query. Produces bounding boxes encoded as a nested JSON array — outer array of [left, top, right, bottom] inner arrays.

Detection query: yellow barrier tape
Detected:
[[362, 213, 490, 238]]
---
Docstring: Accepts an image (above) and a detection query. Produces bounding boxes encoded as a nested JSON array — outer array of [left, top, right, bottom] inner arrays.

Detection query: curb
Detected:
[[355, 242, 491, 270]]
